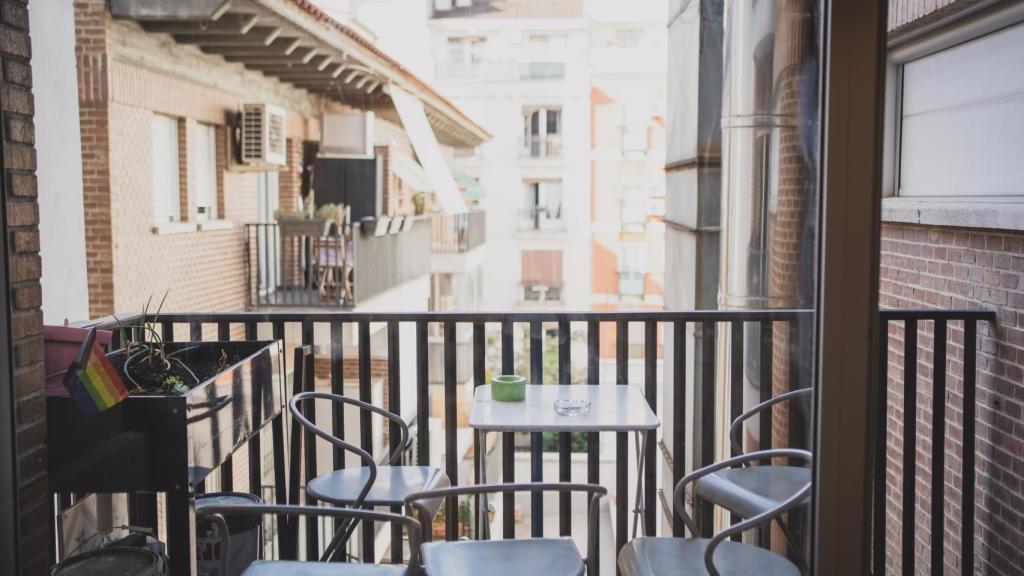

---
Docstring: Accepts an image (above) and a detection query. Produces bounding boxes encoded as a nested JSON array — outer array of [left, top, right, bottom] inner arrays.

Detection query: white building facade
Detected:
[[430, 1, 592, 310]]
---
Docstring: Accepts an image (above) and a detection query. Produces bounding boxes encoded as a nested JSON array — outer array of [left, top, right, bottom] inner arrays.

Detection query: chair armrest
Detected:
[[673, 448, 812, 538], [405, 483, 606, 574], [196, 503, 421, 574], [728, 388, 812, 456]]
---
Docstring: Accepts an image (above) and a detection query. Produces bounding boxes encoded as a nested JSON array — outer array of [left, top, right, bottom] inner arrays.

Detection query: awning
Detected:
[[391, 153, 432, 194], [454, 170, 484, 202], [389, 86, 469, 215], [521, 250, 563, 287]]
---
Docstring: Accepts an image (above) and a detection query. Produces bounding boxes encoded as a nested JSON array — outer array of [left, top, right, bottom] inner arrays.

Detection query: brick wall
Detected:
[[73, 2, 323, 316], [880, 223, 1024, 575], [3, 0, 49, 573]]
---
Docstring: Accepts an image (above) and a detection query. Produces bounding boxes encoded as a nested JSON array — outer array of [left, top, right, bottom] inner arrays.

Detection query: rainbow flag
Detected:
[[63, 328, 128, 416]]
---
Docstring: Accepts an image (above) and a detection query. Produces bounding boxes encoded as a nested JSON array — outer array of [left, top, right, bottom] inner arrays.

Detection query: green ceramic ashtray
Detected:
[[492, 374, 526, 402]]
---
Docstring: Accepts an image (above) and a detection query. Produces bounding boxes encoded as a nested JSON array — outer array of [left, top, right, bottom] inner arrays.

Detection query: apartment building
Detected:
[[39, 0, 487, 324], [430, 0, 592, 310], [587, 1, 667, 382]]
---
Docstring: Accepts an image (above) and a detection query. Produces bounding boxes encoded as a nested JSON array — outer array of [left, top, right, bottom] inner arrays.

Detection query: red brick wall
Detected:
[[4, 0, 50, 573], [879, 223, 1024, 575]]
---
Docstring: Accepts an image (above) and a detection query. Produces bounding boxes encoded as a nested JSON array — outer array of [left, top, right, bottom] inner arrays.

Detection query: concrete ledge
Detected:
[[151, 222, 198, 236], [882, 196, 1024, 232], [197, 219, 234, 232]]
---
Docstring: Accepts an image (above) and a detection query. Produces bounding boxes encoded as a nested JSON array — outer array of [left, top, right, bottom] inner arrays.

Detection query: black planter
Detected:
[[48, 340, 284, 493]]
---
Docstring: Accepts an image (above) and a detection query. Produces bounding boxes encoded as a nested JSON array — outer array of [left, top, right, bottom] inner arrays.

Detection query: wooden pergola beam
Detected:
[[142, 13, 259, 35], [175, 26, 282, 46], [203, 37, 304, 57]]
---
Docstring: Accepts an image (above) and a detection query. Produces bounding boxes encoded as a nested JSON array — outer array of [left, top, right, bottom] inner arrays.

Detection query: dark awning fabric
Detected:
[[522, 250, 563, 287]]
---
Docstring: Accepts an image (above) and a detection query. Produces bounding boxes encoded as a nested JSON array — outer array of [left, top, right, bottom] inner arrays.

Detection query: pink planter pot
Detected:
[[44, 325, 113, 396]]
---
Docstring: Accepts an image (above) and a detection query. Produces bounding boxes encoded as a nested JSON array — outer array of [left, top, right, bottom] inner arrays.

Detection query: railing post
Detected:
[[558, 318, 571, 537], [529, 320, 544, 538], [444, 320, 458, 541], [615, 319, 628, 558], [962, 319, 977, 575], [501, 321, 515, 539], [902, 320, 918, 574], [671, 321, 686, 537]]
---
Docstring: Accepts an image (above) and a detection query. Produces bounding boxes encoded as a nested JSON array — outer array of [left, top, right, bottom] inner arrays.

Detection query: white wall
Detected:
[[30, 0, 90, 323]]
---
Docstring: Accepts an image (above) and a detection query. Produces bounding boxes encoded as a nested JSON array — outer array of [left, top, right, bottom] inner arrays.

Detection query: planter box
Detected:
[[277, 218, 327, 237], [47, 340, 284, 493]]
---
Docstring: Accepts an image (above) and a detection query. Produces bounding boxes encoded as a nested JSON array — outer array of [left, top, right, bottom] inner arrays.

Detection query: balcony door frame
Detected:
[[812, 0, 888, 573]]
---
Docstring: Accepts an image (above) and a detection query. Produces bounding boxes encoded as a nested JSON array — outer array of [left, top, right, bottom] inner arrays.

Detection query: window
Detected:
[[620, 187, 648, 231], [521, 180, 563, 230], [618, 241, 646, 297], [442, 37, 485, 78], [886, 19, 1024, 230], [521, 250, 562, 302], [151, 114, 181, 223], [519, 62, 565, 81], [194, 124, 218, 221], [615, 28, 644, 48], [622, 101, 649, 153], [522, 107, 561, 158]]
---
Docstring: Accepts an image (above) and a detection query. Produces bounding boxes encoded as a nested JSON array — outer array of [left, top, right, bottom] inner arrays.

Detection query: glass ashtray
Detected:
[[553, 399, 591, 417]]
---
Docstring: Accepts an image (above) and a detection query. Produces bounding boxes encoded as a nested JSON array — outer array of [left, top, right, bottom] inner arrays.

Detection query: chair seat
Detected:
[[242, 560, 407, 576], [618, 537, 799, 576], [307, 466, 449, 517], [694, 465, 810, 518], [422, 538, 584, 576]]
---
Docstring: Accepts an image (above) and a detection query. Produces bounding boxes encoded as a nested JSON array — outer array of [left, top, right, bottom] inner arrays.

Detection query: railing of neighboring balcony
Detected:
[[431, 210, 486, 253], [521, 135, 563, 159], [246, 218, 431, 309], [60, 307, 994, 576]]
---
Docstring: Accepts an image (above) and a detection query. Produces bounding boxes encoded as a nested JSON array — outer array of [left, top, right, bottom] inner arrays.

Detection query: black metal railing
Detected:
[[873, 309, 996, 576], [430, 210, 486, 253], [246, 219, 431, 308], [57, 307, 993, 576]]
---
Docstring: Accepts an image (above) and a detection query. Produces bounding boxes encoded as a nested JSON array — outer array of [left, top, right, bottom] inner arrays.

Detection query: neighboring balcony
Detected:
[[618, 272, 646, 297], [519, 208, 565, 233], [246, 218, 431, 308], [430, 211, 486, 275], [521, 135, 563, 159]]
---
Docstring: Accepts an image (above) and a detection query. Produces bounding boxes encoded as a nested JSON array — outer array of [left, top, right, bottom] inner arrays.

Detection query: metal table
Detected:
[[469, 384, 660, 539]]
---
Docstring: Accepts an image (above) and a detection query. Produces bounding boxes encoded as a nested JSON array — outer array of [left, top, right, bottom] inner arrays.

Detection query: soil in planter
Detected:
[[113, 346, 246, 396]]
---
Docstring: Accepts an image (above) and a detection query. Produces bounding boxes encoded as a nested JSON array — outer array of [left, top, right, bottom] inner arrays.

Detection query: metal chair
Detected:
[[618, 449, 811, 576], [405, 482, 606, 576], [289, 391, 450, 561], [196, 503, 420, 575], [694, 388, 812, 556]]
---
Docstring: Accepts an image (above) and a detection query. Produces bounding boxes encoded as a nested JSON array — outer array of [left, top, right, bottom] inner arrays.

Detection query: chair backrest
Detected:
[[197, 503, 422, 575], [672, 448, 812, 576]]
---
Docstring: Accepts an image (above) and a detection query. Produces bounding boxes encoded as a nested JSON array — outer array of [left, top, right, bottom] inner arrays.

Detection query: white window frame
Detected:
[[194, 123, 218, 221], [151, 114, 181, 224], [882, 4, 1024, 231]]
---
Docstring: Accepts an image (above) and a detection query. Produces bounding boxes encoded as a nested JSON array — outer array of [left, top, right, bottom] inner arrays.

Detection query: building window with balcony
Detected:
[[442, 36, 484, 78], [615, 28, 644, 48], [194, 123, 219, 221], [522, 250, 562, 302], [618, 241, 647, 297], [521, 179, 562, 231], [621, 101, 650, 154], [523, 106, 561, 158], [151, 114, 182, 223], [620, 187, 648, 233], [519, 62, 566, 81]]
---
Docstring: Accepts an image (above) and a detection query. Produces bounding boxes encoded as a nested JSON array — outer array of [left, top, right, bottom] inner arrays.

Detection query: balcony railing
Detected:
[[431, 210, 486, 253], [518, 208, 564, 232], [60, 307, 993, 576], [521, 135, 563, 159], [246, 219, 431, 308]]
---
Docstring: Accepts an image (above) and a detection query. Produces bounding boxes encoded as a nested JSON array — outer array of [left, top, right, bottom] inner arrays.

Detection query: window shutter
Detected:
[[151, 115, 180, 223], [522, 250, 563, 287], [195, 124, 218, 220]]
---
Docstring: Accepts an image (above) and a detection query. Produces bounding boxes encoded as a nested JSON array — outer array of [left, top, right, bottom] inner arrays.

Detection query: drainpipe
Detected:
[[718, 0, 816, 466]]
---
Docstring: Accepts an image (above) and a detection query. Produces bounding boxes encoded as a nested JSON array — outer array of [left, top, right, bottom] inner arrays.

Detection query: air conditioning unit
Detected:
[[321, 112, 375, 158], [240, 103, 286, 166]]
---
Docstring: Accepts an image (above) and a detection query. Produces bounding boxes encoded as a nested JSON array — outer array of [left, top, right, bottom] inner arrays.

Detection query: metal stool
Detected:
[[405, 483, 606, 576], [196, 503, 420, 576], [618, 449, 811, 576], [290, 391, 450, 561]]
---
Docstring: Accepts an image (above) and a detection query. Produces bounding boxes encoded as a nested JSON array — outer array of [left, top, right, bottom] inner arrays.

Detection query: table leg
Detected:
[[632, 431, 649, 539]]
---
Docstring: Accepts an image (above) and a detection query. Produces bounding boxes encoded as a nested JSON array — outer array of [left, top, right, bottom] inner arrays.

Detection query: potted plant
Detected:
[[47, 295, 285, 494], [275, 208, 326, 237], [412, 192, 426, 215]]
